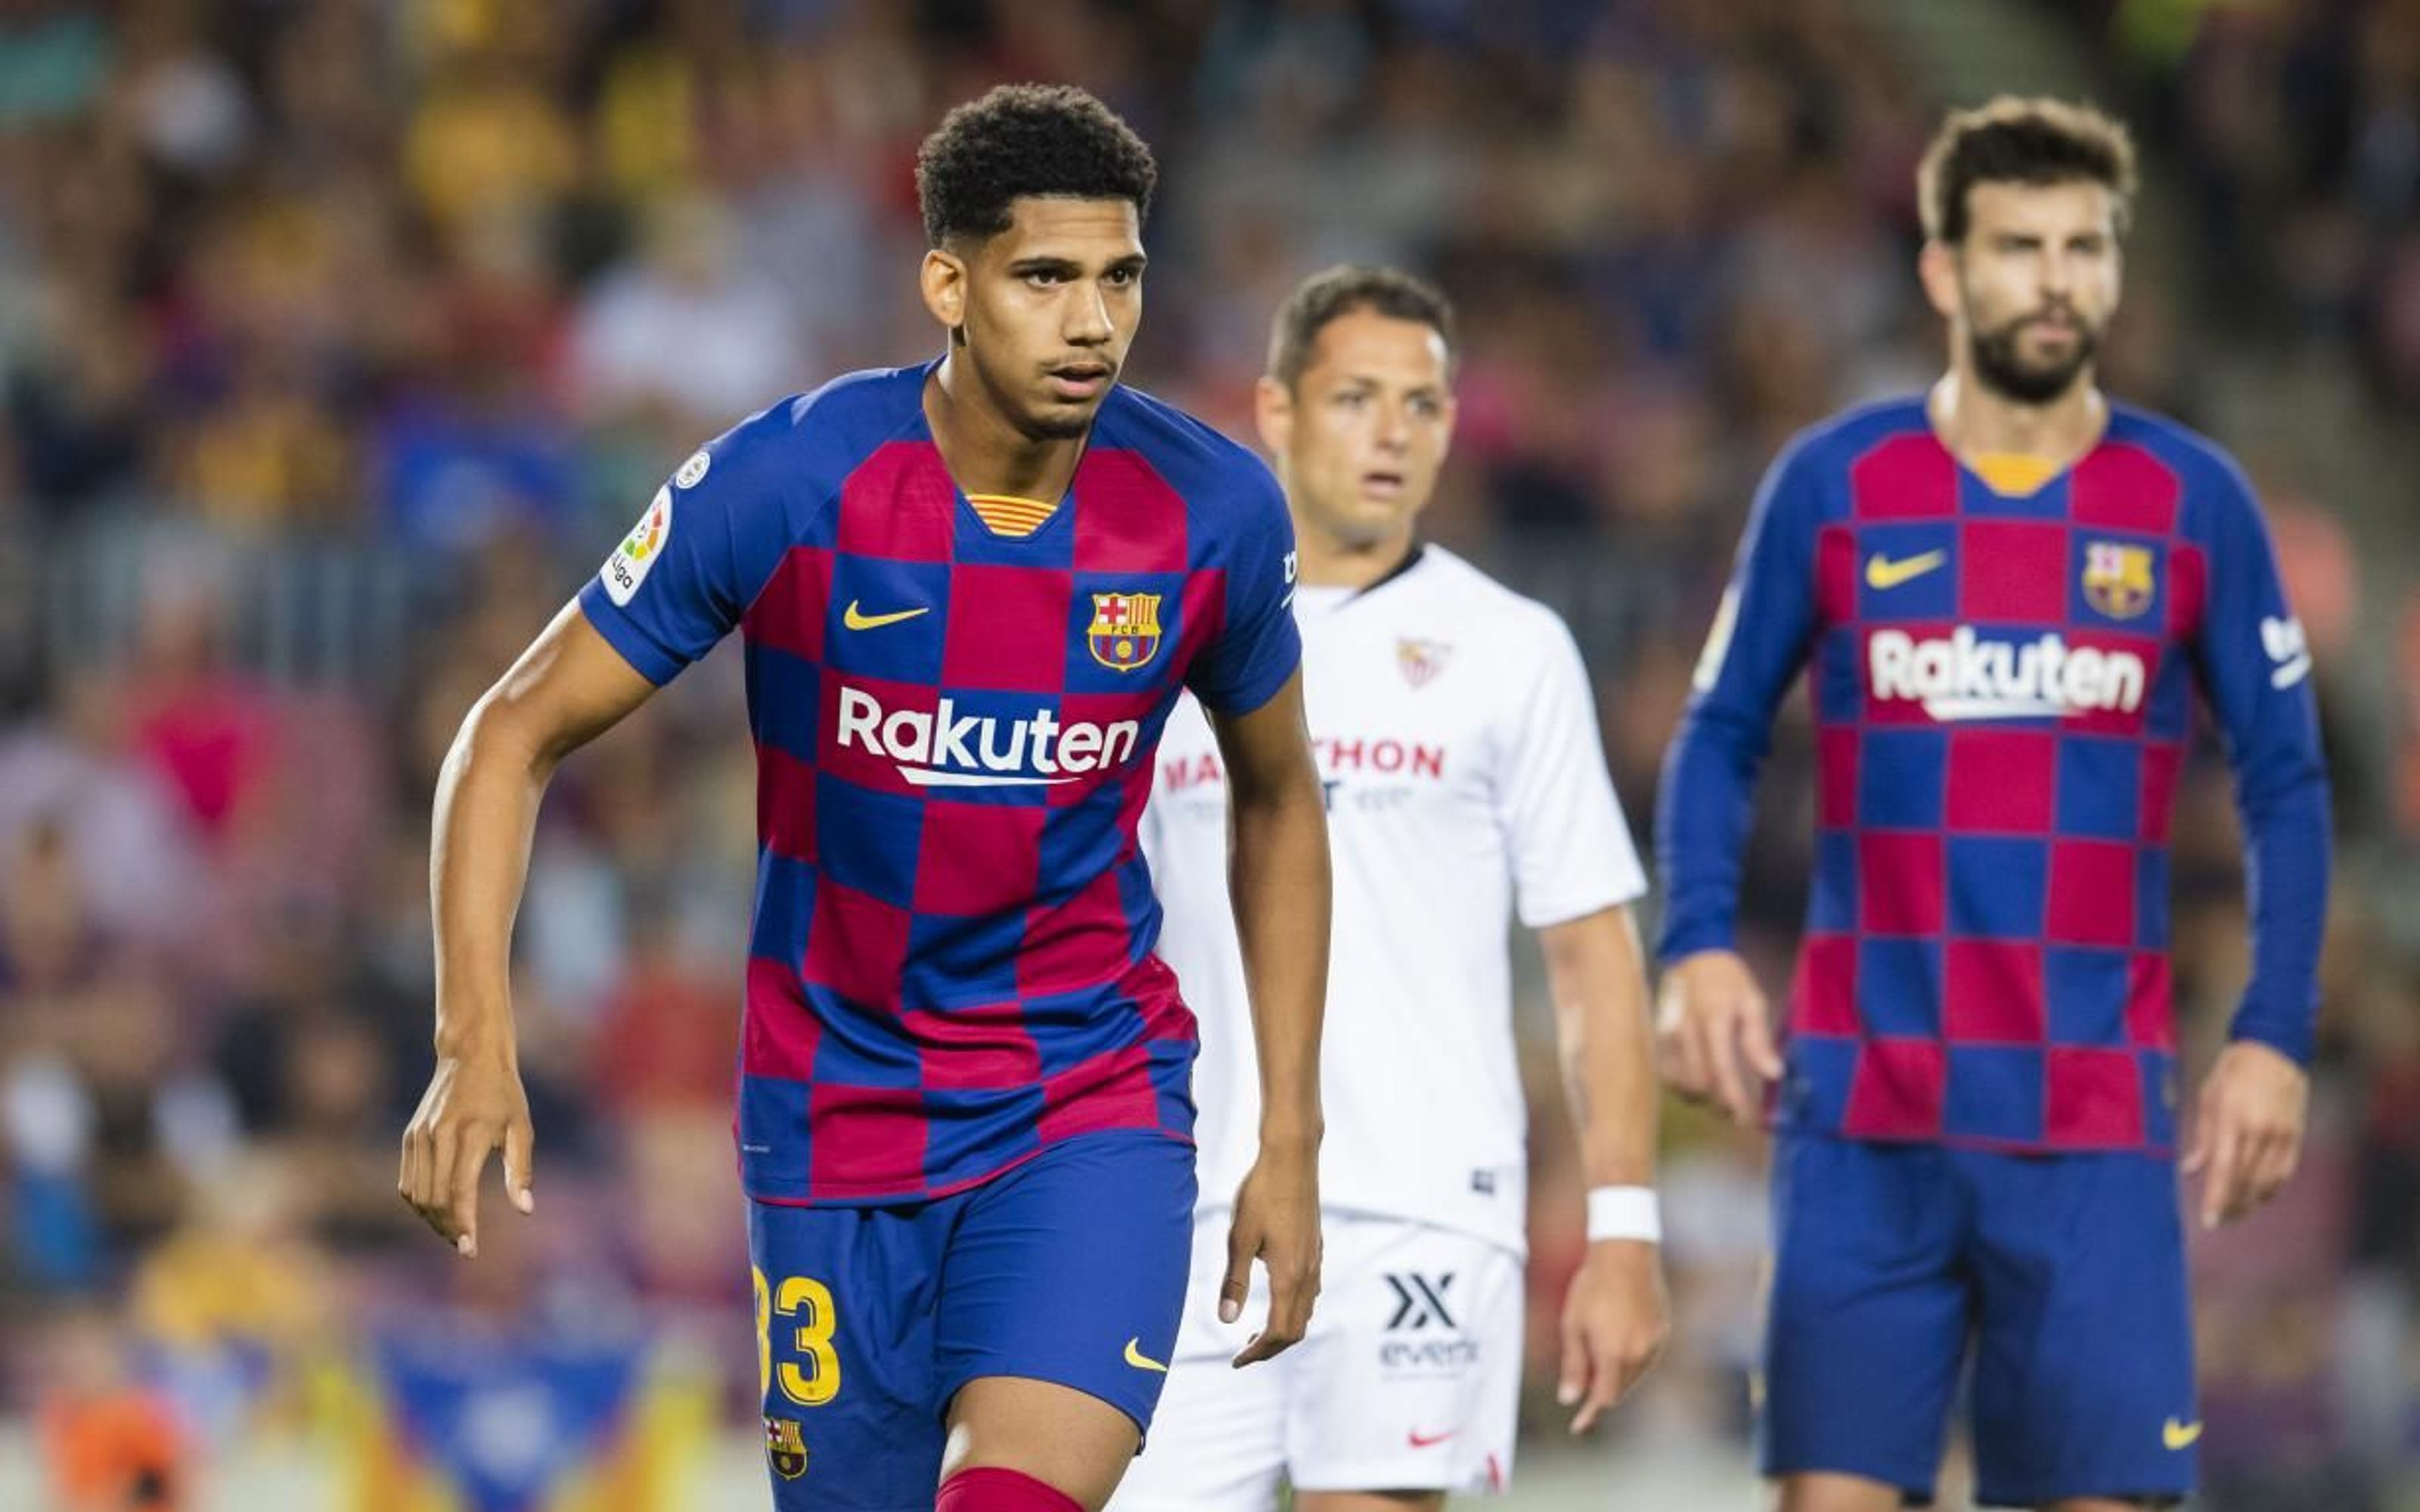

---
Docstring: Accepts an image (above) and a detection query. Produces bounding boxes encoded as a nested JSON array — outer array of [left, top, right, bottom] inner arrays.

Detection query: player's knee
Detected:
[[943, 1377, 1143, 1511]]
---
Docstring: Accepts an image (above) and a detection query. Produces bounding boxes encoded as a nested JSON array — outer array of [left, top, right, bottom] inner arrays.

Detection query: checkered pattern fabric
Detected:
[[579, 365, 1299, 1202], [1658, 399, 2329, 1154]]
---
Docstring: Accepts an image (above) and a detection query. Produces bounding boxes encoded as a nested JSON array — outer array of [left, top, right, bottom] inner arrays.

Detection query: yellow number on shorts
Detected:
[[753, 1274, 839, 1408], [752, 1266, 774, 1399]]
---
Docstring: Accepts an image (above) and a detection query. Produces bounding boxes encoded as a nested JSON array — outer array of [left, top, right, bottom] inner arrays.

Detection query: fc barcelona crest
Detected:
[[2083, 541, 2155, 620], [1088, 591, 1164, 672], [766, 1416, 808, 1479]]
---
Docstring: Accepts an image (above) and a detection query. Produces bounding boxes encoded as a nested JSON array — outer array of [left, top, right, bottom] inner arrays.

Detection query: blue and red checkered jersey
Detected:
[[576, 364, 1301, 1204], [1657, 398, 2330, 1154]]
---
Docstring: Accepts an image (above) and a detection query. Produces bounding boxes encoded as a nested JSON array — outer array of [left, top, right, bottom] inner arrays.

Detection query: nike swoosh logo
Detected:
[[1865, 550, 1947, 590], [2162, 1417, 2202, 1450], [842, 601, 929, 631], [1407, 1428, 1458, 1448], [1123, 1338, 1168, 1373]]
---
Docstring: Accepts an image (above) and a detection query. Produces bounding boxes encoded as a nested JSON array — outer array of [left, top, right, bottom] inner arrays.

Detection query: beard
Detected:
[[1969, 308, 2099, 404], [1021, 407, 1095, 442]]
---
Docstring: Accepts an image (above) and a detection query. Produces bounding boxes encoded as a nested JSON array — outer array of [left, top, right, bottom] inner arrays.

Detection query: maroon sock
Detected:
[[933, 1466, 1084, 1512]]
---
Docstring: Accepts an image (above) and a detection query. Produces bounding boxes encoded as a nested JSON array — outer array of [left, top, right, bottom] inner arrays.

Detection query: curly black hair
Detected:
[[914, 84, 1158, 248]]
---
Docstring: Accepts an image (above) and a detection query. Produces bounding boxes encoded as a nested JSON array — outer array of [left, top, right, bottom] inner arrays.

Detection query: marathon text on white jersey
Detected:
[[1159, 736, 1447, 794], [1143, 547, 1647, 1256]]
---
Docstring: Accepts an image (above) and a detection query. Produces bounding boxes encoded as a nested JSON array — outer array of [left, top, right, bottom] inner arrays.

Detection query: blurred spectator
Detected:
[[569, 191, 814, 432], [131, 1152, 338, 1443], [34, 1303, 191, 1512], [0, 671, 206, 956], [119, 575, 278, 847]]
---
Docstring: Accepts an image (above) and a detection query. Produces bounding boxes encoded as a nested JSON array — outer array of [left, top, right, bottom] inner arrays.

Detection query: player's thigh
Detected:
[[1760, 1135, 1970, 1505], [1103, 1346, 1289, 1512], [750, 1197, 948, 1511], [935, 1130, 1197, 1498], [1286, 1216, 1522, 1496], [1962, 1150, 2194, 1510]]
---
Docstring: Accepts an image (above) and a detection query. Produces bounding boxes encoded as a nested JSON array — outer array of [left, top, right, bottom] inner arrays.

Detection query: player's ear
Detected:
[[1253, 375, 1293, 457], [920, 246, 969, 333], [1917, 238, 1962, 324]]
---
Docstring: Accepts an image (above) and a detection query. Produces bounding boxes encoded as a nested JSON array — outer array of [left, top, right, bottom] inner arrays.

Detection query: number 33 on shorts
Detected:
[[755, 1266, 842, 1407]]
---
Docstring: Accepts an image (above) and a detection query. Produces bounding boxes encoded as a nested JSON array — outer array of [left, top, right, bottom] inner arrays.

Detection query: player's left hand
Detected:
[[1556, 1239, 1669, 1433], [1222, 1142, 1322, 1368], [2183, 1040, 2308, 1228]]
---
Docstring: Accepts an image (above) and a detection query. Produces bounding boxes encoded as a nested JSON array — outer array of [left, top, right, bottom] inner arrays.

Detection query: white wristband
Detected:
[[1586, 1185, 1661, 1244]]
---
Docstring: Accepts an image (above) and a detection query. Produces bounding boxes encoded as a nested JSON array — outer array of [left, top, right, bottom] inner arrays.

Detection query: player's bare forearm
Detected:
[[1208, 670, 1329, 1147], [403, 604, 657, 1253], [1543, 905, 1670, 1429], [1206, 671, 1329, 1363], [1542, 905, 1658, 1188], [433, 607, 656, 1049]]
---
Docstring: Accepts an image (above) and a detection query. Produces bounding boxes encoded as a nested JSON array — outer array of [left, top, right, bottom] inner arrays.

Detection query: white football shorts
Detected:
[[1110, 1210, 1523, 1509]]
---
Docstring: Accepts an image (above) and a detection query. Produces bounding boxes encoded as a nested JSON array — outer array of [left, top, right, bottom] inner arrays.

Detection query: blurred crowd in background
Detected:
[[0, 0, 2415, 1507]]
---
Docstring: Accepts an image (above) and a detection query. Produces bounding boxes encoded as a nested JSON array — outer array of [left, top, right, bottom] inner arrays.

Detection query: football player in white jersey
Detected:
[[1112, 265, 1669, 1512]]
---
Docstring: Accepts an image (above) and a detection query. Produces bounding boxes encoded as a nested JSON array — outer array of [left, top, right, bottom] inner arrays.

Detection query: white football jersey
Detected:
[[1144, 546, 1646, 1253]]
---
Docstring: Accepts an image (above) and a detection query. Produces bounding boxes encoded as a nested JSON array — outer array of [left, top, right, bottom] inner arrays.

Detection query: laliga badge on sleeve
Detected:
[[602, 487, 672, 607]]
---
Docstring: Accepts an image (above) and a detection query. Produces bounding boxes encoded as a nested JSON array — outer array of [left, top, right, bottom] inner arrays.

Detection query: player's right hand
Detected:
[[399, 1048, 535, 1258], [1221, 1142, 1322, 1368], [1655, 950, 1782, 1126]]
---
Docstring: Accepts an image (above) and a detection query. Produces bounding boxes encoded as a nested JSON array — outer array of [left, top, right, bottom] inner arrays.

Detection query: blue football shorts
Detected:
[[1759, 1132, 2196, 1507], [749, 1128, 1195, 1511]]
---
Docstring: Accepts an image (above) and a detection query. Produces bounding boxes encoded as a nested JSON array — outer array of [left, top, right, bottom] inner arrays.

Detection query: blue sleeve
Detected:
[[576, 407, 803, 684], [1185, 459, 1302, 717], [2191, 462, 2332, 1064], [1655, 437, 1825, 964]]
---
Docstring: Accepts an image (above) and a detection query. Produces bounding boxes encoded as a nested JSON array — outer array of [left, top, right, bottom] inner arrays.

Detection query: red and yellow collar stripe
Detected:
[[966, 492, 1060, 538]]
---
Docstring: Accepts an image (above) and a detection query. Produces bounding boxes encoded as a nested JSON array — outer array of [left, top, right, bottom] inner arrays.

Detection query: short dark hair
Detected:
[[1266, 264, 1459, 392], [914, 84, 1158, 248], [1919, 96, 2139, 245]]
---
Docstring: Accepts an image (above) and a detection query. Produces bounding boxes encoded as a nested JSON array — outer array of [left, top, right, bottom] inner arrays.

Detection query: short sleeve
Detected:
[[1497, 612, 1649, 928], [577, 407, 801, 684], [1184, 460, 1302, 717]]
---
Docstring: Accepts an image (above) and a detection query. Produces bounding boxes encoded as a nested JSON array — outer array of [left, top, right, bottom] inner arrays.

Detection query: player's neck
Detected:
[[923, 357, 1088, 501], [1928, 370, 2108, 474], [1294, 523, 1416, 591]]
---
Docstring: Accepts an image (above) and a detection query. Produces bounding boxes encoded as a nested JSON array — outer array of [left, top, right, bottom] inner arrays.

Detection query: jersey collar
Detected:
[[1345, 543, 1427, 605]]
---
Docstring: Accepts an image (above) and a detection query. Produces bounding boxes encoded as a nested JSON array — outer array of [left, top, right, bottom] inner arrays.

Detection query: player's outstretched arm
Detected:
[[1542, 905, 1671, 1432], [399, 604, 660, 1256], [1204, 668, 1329, 1368]]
